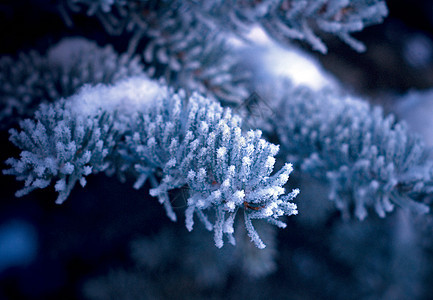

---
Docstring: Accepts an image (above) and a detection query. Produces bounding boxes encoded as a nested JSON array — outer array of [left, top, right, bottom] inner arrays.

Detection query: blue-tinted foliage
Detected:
[[0, 38, 145, 129], [4, 77, 298, 248], [66, 0, 387, 53], [4, 1, 433, 299], [267, 82, 432, 219]]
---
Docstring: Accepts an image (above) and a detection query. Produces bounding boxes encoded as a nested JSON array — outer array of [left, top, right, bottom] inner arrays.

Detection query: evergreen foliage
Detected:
[[4, 76, 298, 248], [262, 82, 433, 219], [3, 0, 433, 299], [65, 0, 388, 53], [0, 37, 144, 129]]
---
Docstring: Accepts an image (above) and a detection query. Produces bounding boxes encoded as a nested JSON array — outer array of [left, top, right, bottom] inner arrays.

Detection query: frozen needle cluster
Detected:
[[4, 76, 298, 248], [270, 84, 432, 220]]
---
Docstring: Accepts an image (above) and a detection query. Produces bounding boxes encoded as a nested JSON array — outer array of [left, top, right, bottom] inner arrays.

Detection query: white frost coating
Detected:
[[55, 179, 66, 192], [62, 162, 75, 174], [233, 190, 245, 203], [242, 156, 252, 167], [70, 76, 167, 117], [166, 158, 176, 168], [217, 147, 227, 159], [272, 82, 431, 219], [222, 179, 230, 189], [226, 201, 236, 211], [265, 156, 275, 169], [6, 77, 298, 248]]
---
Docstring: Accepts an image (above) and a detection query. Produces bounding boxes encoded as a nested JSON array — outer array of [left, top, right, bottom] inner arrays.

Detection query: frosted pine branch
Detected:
[[62, 1, 250, 104], [122, 79, 299, 248], [259, 0, 388, 53], [0, 37, 145, 129], [2, 76, 161, 204], [4, 76, 298, 248], [63, 0, 388, 54], [263, 82, 432, 220], [60, 0, 386, 104]]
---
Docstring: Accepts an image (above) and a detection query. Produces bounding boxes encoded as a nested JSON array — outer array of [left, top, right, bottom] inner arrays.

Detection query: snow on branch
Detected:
[[62, 0, 251, 104], [59, 0, 387, 104], [4, 76, 298, 248], [0, 37, 145, 129]]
